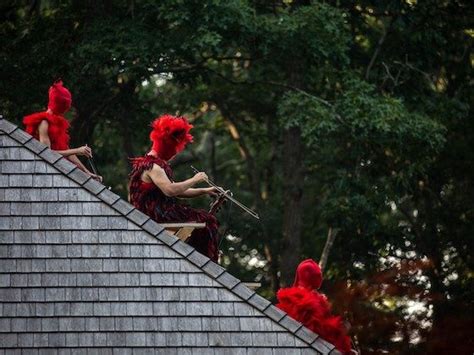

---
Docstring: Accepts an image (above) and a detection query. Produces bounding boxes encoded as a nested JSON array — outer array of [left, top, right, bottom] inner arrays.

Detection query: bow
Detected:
[[191, 166, 260, 220]]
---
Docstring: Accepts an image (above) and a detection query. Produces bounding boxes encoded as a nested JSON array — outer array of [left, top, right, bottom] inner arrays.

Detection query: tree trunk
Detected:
[[421, 191, 447, 339], [280, 126, 304, 286], [279, 31, 306, 285], [264, 243, 280, 296], [118, 111, 134, 172], [320, 227, 339, 271]]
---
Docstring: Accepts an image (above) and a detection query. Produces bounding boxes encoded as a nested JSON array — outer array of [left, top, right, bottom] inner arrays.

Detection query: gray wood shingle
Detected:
[[0, 118, 336, 354]]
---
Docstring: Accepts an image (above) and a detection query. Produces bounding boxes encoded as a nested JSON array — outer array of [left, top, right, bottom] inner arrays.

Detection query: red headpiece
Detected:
[[48, 80, 72, 115], [293, 259, 323, 290], [150, 114, 193, 160]]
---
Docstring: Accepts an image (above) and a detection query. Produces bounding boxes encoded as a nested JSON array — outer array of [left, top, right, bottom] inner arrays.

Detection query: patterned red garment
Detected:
[[23, 111, 70, 150], [129, 155, 220, 262]]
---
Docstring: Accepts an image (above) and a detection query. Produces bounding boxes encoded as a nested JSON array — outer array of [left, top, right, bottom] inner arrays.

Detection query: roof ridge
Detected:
[[0, 117, 338, 354]]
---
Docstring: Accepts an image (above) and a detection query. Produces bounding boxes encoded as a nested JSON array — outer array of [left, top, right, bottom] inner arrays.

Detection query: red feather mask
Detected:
[[48, 80, 72, 115], [150, 114, 194, 160], [293, 259, 323, 290]]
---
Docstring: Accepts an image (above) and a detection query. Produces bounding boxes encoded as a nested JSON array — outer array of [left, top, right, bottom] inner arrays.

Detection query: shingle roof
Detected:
[[0, 117, 340, 354]]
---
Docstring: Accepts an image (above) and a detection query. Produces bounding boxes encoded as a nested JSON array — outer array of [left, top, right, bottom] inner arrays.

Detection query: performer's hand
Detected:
[[193, 172, 208, 183], [207, 187, 220, 197], [89, 172, 103, 182], [76, 145, 92, 158]]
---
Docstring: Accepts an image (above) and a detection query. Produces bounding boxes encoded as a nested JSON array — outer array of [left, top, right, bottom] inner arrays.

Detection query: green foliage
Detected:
[[277, 91, 336, 134], [1, 0, 472, 352], [256, 3, 350, 66]]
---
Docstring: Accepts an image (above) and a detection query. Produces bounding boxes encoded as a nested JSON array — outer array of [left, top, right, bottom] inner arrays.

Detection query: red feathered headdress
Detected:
[[294, 259, 323, 290], [48, 80, 72, 115], [150, 114, 193, 160]]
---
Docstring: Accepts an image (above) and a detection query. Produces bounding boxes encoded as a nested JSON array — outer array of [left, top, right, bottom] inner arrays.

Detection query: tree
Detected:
[[1, 1, 472, 353]]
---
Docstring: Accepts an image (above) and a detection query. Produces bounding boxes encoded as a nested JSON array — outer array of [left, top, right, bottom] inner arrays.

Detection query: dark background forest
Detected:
[[1, 0, 472, 353]]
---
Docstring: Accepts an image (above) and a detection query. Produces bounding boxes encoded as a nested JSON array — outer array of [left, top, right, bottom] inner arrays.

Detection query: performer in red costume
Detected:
[[128, 114, 220, 261], [23, 80, 101, 181], [277, 259, 353, 354]]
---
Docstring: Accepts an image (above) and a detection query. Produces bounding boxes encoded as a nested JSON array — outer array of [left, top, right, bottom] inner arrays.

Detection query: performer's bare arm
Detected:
[[178, 187, 218, 198], [145, 164, 209, 197], [66, 155, 100, 180], [38, 120, 103, 181], [38, 120, 91, 157]]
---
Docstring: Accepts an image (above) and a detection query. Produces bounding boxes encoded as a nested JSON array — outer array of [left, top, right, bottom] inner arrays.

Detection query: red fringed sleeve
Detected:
[[277, 287, 352, 354], [23, 112, 70, 150]]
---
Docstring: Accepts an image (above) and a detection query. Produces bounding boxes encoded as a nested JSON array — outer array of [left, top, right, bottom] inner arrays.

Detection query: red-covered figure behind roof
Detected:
[[277, 259, 353, 354], [128, 114, 220, 262], [23, 80, 102, 181]]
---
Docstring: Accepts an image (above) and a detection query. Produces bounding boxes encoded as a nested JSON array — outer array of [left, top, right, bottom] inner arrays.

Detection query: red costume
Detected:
[[277, 259, 352, 354], [129, 115, 220, 262], [23, 80, 72, 150]]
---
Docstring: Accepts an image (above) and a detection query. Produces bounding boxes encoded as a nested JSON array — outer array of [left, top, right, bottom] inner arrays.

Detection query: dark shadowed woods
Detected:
[[1, 1, 472, 353]]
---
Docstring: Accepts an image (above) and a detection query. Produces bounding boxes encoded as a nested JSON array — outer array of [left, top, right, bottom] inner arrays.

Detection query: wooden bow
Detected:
[[191, 166, 260, 220]]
